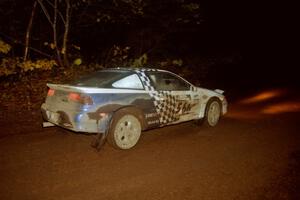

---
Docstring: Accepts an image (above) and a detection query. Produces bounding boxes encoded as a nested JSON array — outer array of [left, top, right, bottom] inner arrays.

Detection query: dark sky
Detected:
[[0, 0, 297, 88], [201, 1, 298, 88]]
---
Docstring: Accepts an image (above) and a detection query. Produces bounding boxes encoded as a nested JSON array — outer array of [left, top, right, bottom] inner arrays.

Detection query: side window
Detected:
[[147, 72, 190, 91], [112, 74, 143, 89]]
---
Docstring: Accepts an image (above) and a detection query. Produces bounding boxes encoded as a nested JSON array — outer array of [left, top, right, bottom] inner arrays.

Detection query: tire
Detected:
[[107, 109, 142, 150], [203, 98, 222, 127]]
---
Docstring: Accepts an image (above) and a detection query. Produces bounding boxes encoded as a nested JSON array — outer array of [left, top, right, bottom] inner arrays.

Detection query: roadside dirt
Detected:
[[0, 89, 299, 200]]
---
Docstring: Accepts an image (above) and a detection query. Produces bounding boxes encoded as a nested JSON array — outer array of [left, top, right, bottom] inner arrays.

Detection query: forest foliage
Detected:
[[0, 0, 203, 78], [0, 0, 239, 110], [1, 39, 57, 76]]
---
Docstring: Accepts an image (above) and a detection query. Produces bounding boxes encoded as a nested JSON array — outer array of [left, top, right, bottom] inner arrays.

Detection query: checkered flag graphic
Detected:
[[136, 69, 180, 124]]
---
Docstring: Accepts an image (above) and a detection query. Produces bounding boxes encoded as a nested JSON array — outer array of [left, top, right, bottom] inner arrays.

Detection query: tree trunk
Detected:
[[53, 0, 64, 67], [62, 0, 70, 67], [24, 0, 37, 61]]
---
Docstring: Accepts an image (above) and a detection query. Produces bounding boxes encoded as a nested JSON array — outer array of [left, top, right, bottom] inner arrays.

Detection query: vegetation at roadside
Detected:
[[0, 0, 240, 111]]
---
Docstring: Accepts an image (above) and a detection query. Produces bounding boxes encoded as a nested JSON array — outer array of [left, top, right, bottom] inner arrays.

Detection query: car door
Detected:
[[145, 71, 201, 125]]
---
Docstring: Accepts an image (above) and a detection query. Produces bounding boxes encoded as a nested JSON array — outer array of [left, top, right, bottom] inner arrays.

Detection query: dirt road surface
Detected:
[[1, 89, 299, 200]]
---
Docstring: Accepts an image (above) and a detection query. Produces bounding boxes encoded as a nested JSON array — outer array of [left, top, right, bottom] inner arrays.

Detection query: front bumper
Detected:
[[222, 98, 228, 115]]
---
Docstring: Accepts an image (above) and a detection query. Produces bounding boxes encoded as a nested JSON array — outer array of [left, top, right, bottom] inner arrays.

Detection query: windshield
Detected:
[[71, 71, 133, 88]]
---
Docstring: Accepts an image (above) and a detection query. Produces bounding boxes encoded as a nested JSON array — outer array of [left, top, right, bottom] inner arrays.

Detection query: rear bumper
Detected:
[[41, 103, 110, 133]]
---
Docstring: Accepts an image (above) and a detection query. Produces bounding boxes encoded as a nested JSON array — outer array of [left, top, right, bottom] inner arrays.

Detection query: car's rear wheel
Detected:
[[107, 110, 142, 150], [203, 98, 221, 127]]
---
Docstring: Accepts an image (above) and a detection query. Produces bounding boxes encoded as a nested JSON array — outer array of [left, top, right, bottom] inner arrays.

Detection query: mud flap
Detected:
[[91, 113, 113, 151], [91, 132, 107, 151]]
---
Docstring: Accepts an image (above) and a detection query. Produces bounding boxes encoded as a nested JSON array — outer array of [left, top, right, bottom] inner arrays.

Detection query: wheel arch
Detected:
[[202, 96, 223, 127], [113, 106, 147, 131], [204, 96, 223, 114]]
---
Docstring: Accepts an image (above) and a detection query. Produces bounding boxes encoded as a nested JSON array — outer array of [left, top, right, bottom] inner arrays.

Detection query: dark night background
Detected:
[[1, 1, 300, 199], [0, 0, 298, 95]]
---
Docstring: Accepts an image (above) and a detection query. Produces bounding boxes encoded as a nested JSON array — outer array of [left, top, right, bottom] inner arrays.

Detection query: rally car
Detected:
[[41, 68, 227, 149]]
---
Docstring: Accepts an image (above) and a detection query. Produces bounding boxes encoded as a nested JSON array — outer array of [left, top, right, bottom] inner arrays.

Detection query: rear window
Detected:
[[112, 74, 143, 89], [71, 71, 143, 89]]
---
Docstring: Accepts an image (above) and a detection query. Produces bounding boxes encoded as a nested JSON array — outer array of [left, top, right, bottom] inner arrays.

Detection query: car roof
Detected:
[[98, 67, 195, 87], [101, 67, 169, 73]]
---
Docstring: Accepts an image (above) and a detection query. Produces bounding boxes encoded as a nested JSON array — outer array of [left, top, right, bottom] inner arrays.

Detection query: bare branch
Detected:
[[37, 0, 53, 26], [27, 46, 52, 58], [44, 0, 66, 24], [62, 0, 70, 66], [53, 0, 63, 67], [0, 31, 52, 58], [24, 1, 38, 61]]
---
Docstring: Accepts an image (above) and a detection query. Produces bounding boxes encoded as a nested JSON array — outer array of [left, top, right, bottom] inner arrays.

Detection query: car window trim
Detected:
[[146, 71, 193, 91]]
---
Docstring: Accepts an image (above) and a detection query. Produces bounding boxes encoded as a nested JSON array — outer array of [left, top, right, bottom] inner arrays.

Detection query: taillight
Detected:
[[68, 92, 81, 101], [47, 89, 55, 96], [68, 92, 93, 105]]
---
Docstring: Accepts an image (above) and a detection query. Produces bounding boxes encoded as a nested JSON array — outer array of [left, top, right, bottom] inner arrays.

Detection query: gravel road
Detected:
[[1, 89, 299, 200]]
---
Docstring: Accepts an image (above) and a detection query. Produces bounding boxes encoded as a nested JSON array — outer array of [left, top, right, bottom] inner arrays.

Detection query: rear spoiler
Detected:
[[47, 83, 84, 93], [214, 89, 224, 94], [46, 83, 149, 94]]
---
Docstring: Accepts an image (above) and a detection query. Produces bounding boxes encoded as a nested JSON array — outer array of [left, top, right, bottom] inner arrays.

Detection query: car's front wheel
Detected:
[[107, 110, 142, 150], [203, 98, 222, 127]]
